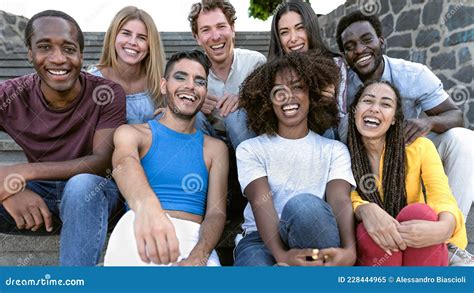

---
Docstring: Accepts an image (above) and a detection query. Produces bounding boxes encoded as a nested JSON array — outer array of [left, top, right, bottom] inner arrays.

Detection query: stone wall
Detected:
[[1, 2, 473, 128], [319, 0, 474, 129], [0, 10, 28, 54]]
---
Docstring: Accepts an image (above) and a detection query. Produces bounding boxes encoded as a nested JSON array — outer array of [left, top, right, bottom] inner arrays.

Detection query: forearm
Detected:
[[329, 194, 356, 250], [252, 200, 287, 262], [112, 154, 161, 212], [187, 212, 226, 262], [436, 212, 456, 243], [425, 109, 463, 133], [8, 155, 110, 181]]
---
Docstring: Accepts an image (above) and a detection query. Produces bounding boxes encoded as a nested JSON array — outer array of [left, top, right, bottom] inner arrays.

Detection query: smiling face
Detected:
[[194, 8, 235, 65], [161, 58, 207, 119], [341, 21, 385, 81], [272, 69, 309, 134], [354, 83, 397, 140], [278, 11, 309, 54], [115, 19, 149, 66], [28, 16, 83, 99]]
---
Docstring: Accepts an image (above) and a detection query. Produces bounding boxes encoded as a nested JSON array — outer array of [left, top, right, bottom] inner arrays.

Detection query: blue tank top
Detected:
[[141, 120, 208, 216]]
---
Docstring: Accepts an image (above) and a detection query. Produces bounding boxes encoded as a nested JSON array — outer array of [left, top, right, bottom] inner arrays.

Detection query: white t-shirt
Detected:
[[236, 131, 356, 233], [207, 48, 266, 130]]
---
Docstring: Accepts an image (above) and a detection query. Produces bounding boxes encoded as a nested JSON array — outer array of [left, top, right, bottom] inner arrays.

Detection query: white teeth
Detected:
[[356, 55, 371, 65], [178, 94, 196, 102], [48, 70, 67, 75], [282, 104, 299, 111], [290, 44, 304, 51], [363, 117, 381, 127], [124, 48, 138, 55], [210, 43, 225, 50]]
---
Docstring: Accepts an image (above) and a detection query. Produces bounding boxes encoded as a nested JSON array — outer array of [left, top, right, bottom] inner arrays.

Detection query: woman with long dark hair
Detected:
[[268, 0, 348, 140], [348, 80, 467, 266]]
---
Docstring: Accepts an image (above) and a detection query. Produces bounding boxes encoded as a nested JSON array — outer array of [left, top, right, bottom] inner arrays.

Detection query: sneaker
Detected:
[[448, 243, 474, 266]]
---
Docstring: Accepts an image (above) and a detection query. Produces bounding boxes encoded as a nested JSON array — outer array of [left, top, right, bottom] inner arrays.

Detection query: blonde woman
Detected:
[[90, 6, 166, 124]]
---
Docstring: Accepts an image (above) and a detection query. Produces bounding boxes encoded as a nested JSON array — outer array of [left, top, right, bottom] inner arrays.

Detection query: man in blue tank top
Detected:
[[104, 50, 229, 266]]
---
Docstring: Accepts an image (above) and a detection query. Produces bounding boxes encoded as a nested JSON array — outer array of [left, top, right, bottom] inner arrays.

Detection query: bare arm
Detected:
[[178, 139, 229, 266], [0, 128, 117, 232], [319, 179, 357, 266], [405, 98, 463, 144], [1, 128, 116, 197], [112, 124, 179, 265]]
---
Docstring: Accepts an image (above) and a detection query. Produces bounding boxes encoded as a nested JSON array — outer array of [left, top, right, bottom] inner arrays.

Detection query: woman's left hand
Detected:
[[397, 219, 450, 248]]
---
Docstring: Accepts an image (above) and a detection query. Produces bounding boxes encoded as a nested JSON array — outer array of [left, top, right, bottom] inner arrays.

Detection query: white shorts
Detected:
[[104, 210, 220, 266]]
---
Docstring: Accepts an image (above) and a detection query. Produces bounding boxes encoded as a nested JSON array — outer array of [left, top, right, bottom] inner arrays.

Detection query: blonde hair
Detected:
[[97, 6, 166, 107]]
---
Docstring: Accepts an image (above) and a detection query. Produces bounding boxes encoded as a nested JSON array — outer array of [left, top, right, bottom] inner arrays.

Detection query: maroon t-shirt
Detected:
[[0, 72, 126, 162]]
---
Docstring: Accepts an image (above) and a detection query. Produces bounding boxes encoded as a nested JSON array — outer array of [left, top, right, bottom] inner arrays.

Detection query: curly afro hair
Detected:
[[240, 50, 340, 136]]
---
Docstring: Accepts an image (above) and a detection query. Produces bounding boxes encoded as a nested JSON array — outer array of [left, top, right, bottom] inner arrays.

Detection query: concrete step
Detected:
[[0, 132, 27, 165], [0, 203, 472, 266]]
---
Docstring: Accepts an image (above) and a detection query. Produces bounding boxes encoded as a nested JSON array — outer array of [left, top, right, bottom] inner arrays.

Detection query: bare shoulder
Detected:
[[203, 135, 228, 160], [114, 123, 151, 147]]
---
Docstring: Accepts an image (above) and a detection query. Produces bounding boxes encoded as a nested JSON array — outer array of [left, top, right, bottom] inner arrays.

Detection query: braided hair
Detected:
[[347, 80, 407, 217]]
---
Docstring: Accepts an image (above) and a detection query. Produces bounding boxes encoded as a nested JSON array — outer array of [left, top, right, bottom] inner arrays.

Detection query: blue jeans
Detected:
[[234, 194, 341, 266], [194, 109, 255, 149], [0, 174, 122, 266]]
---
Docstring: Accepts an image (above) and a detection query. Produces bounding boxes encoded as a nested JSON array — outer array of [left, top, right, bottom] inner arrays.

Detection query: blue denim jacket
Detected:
[[88, 66, 155, 124]]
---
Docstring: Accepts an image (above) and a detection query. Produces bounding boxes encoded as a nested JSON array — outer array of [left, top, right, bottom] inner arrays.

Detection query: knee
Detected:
[[437, 128, 472, 154], [62, 174, 108, 206], [282, 194, 331, 224], [396, 203, 437, 222]]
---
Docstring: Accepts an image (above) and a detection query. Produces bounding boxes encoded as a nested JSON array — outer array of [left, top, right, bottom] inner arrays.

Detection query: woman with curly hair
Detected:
[[89, 6, 166, 124], [348, 80, 467, 266], [268, 0, 348, 139], [233, 52, 356, 266]]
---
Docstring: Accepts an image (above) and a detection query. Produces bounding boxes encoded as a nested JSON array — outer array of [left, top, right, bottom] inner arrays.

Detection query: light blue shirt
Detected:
[[347, 55, 449, 119], [339, 55, 449, 142], [88, 66, 155, 124]]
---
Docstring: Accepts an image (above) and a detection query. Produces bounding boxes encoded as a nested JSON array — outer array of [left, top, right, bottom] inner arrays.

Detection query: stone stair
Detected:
[[0, 133, 472, 265]]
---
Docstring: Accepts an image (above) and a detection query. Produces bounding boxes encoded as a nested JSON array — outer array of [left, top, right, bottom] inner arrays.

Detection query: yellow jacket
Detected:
[[351, 137, 467, 248]]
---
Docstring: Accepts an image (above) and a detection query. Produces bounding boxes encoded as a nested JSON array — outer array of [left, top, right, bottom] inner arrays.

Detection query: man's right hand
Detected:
[[133, 198, 180, 265], [276, 248, 324, 266], [200, 95, 218, 115], [2, 190, 53, 232]]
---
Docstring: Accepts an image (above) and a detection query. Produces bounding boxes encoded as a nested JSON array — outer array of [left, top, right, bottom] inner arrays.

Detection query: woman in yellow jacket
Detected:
[[348, 79, 467, 266]]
